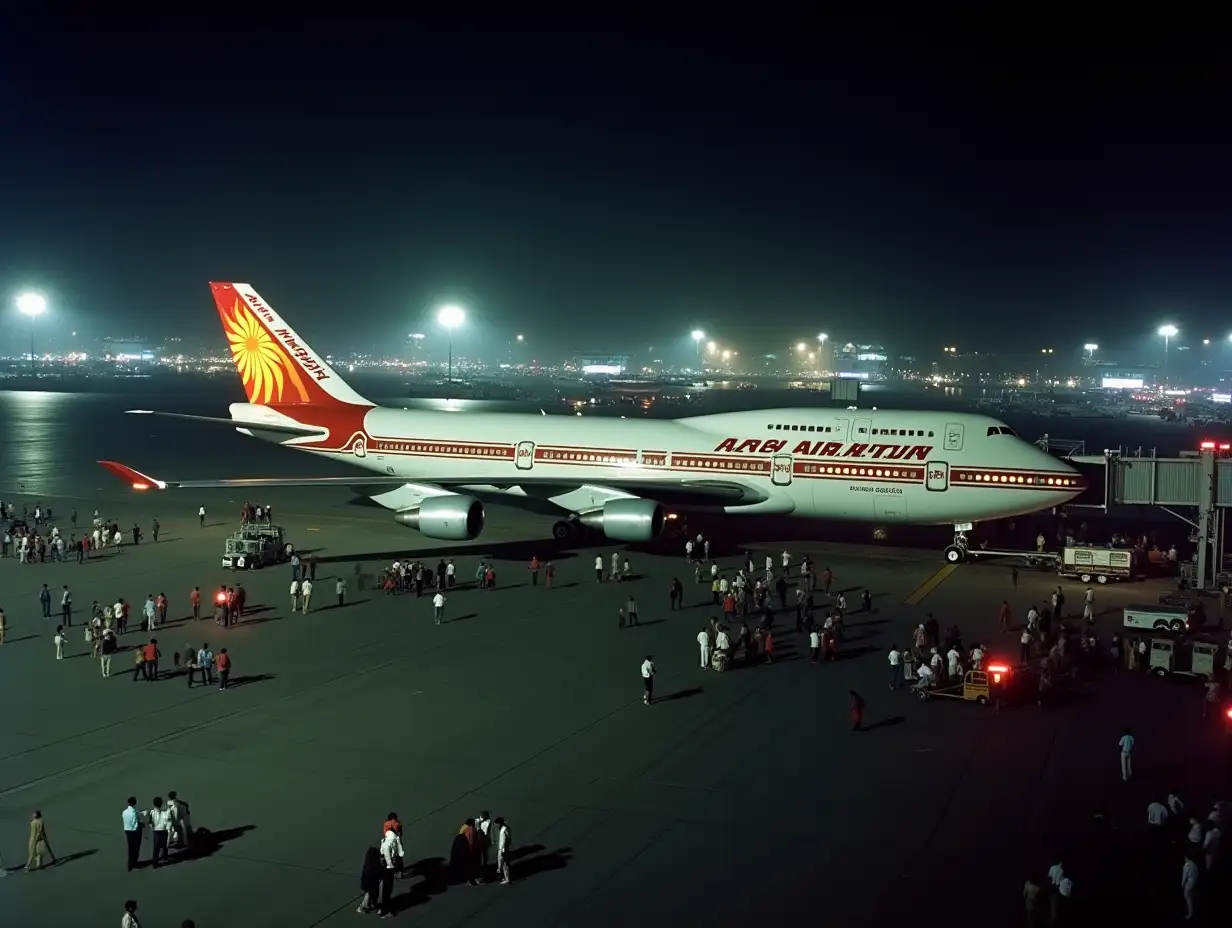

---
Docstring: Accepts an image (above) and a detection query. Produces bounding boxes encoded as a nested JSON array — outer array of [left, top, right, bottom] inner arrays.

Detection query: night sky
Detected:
[[1, 13, 1229, 362]]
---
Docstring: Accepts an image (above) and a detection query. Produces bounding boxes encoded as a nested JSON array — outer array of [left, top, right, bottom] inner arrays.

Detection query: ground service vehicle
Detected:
[[1059, 546, 1137, 584], [1148, 637, 1220, 680], [914, 663, 1013, 706], [222, 523, 292, 570], [1123, 604, 1197, 634]]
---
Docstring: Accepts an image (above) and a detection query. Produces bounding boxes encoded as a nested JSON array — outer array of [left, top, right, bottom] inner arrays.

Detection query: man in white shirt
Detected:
[[300, 578, 313, 612], [915, 662, 935, 689], [594, 555, 604, 583], [167, 791, 192, 847], [1119, 727, 1135, 781], [641, 655, 655, 705], [495, 816, 512, 884], [379, 824, 404, 916], [969, 644, 984, 671], [475, 810, 492, 879], [122, 797, 142, 871], [433, 591, 446, 624], [147, 796, 172, 867], [887, 646, 902, 690], [781, 550, 791, 571], [289, 578, 300, 612], [143, 595, 157, 631], [195, 644, 215, 687], [809, 629, 821, 663], [697, 628, 711, 669], [199, 505, 206, 528]]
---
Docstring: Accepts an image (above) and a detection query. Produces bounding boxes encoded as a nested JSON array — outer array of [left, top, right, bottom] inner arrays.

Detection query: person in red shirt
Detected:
[[143, 639, 160, 682], [764, 630, 775, 664], [215, 648, 231, 690], [190, 587, 201, 621], [156, 593, 168, 625], [529, 556, 540, 587]]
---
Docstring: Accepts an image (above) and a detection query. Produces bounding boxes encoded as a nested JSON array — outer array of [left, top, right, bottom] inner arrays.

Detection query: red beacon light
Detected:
[[986, 662, 1011, 684], [1225, 706, 1232, 721], [1200, 441, 1217, 450]]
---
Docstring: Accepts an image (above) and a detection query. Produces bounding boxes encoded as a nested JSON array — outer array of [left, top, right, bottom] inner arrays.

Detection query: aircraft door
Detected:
[[853, 417, 872, 441], [771, 454, 793, 486], [926, 461, 949, 491], [515, 440, 535, 471], [832, 418, 850, 441], [943, 422, 965, 452]]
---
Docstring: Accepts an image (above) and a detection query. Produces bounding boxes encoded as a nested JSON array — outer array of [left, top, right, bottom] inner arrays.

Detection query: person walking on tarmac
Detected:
[[641, 655, 655, 705]]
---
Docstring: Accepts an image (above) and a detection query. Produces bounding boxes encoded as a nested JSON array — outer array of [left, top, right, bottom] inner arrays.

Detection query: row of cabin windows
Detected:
[[986, 426, 1018, 437], [766, 423, 935, 437]]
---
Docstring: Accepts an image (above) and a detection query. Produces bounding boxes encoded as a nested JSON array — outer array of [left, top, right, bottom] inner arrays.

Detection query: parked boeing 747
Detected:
[[100, 283, 1085, 559]]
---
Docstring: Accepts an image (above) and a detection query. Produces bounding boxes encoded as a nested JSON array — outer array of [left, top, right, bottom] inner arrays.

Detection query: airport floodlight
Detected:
[[1083, 343, 1098, 352], [1158, 324, 1178, 338], [707, 341, 717, 354], [16, 292, 47, 316], [437, 304, 466, 330], [516, 333, 524, 342], [722, 350, 732, 360], [691, 329, 705, 341], [15, 291, 47, 375], [436, 304, 466, 385], [817, 333, 828, 344], [795, 342, 806, 352], [1204, 338, 1211, 346]]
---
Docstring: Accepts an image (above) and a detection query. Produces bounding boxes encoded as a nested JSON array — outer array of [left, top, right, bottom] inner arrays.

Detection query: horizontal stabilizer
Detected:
[[126, 410, 325, 438]]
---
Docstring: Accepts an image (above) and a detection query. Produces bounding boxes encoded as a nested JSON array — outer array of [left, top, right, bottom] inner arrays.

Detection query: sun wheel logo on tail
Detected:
[[223, 301, 311, 405], [393, 495, 485, 541], [352, 436, 367, 458]]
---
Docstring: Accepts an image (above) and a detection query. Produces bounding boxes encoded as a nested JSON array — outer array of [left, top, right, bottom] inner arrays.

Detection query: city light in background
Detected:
[[1159, 324, 1178, 385]]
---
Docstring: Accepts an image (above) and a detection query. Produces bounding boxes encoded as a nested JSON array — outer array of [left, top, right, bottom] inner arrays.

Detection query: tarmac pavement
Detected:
[[0, 489, 1227, 925]]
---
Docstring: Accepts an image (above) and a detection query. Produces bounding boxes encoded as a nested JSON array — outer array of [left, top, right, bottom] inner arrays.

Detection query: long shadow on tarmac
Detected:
[[183, 824, 256, 861], [392, 845, 574, 914], [659, 687, 703, 701], [320, 538, 582, 566]]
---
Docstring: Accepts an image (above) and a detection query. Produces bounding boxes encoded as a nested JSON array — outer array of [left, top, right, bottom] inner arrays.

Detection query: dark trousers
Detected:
[[125, 828, 141, 870], [151, 830, 168, 866], [62, 605, 71, 625], [193, 604, 200, 620], [643, 677, 653, 703], [337, 593, 344, 607], [133, 663, 147, 681], [379, 869, 395, 914], [531, 570, 538, 586], [219, 668, 229, 689], [147, 661, 158, 681], [41, 601, 50, 617], [628, 610, 638, 625]]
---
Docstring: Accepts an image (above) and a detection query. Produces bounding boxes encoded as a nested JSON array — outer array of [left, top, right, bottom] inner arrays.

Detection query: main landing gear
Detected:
[[553, 518, 590, 541]]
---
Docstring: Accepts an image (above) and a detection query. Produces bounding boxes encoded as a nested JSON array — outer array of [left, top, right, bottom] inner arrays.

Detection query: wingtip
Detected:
[[97, 460, 167, 491]]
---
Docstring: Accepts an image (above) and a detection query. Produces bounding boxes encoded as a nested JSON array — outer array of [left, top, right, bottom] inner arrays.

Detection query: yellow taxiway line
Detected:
[[903, 563, 960, 605]]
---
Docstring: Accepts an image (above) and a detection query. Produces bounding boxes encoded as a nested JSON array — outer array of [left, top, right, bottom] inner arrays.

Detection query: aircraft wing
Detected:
[[125, 410, 326, 439], [96, 461, 758, 504]]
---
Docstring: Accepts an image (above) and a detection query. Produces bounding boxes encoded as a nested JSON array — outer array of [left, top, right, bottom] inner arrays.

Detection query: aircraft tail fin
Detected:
[[209, 282, 371, 407]]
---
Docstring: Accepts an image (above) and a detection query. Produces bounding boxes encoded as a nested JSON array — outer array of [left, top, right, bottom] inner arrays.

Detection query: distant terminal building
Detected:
[[833, 343, 888, 379], [577, 354, 630, 376], [100, 337, 153, 361]]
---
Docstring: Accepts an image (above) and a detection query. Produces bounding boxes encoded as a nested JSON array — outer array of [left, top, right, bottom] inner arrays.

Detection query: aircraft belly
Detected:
[[811, 478, 873, 520]]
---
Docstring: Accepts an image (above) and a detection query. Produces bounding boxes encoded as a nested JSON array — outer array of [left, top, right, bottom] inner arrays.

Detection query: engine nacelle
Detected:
[[394, 494, 485, 541], [577, 498, 664, 542]]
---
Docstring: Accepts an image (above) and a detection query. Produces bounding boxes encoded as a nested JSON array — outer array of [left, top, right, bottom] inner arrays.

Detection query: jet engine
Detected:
[[394, 494, 485, 541], [577, 498, 664, 542]]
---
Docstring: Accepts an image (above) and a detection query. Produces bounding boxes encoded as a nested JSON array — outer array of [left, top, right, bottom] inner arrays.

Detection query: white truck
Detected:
[[1059, 546, 1136, 584]]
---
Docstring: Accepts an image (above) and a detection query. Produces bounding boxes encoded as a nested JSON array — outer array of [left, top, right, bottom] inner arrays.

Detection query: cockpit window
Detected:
[[988, 426, 1017, 437], [1000, 427, 1016, 436]]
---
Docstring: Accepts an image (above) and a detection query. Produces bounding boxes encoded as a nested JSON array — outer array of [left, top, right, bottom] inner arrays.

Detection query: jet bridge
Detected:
[[1067, 444, 1232, 592]]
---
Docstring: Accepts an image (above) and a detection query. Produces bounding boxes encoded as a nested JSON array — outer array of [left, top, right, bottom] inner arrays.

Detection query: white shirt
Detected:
[[1047, 863, 1064, 886], [809, 631, 821, 648], [888, 649, 901, 666], [1085, 589, 1094, 604], [380, 829, 404, 869], [781, 552, 791, 568], [1188, 822, 1204, 844], [149, 807, 172, 832], [122, 806, 140, 831], [641, 659, 654, 679], [1119, 734, 1135, 755], [716, 631, 730, 650], [122, 913, 140, 928], [1057, 877, 1072, 898], [301, 580, 312, 596], [1147, 802, 1169, 825], [1021, 630, 1031, 644], [199, 507, 206, 516], [61, 589, 71, 605], [290, 580, 299, 594], [113, 600, 124, 619], [1204, 826, 1221, 851], [496, 823, 510, 855], [765, 556, 773, 571], [594, 556, 603, 570], [143, 600, 155, 618], [433, 593, 445, 607], [446, 563, 455, 576], [1168, 794, 1185, 815], [697, 631, 710, 648], [916, 665, 935, 684], [970, 648, 984, 666]]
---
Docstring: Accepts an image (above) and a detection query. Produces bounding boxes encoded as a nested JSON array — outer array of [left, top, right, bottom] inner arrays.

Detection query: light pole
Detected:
[[1083, 343, 1098, 365], [437, 304, 465, 384], [16, 292, 47, 376], [1158, 324, 1178, 386], [691, 329, 705, 367]]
